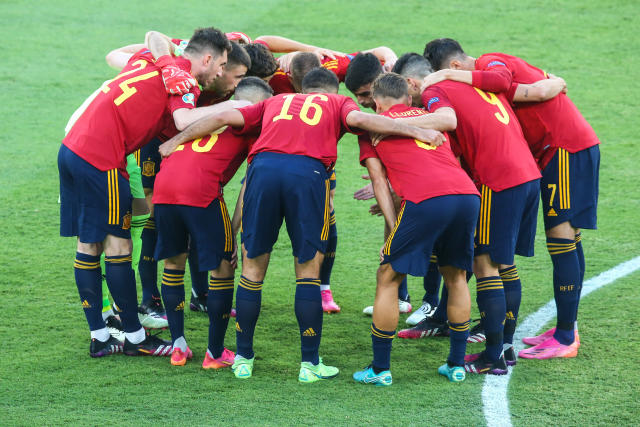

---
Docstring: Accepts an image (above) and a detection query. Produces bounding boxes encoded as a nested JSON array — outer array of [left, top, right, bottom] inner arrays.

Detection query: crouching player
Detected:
[[159, 68, 443, 382], [152, 77, 274, 367], [353, 74, 480, 385]]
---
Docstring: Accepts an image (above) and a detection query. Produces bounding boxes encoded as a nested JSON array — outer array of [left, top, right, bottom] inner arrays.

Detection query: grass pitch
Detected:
[[1, 1, 639, 425]]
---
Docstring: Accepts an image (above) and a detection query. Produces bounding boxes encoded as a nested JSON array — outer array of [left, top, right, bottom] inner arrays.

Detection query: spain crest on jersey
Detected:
[[142, 160, 155, 177], [122, 213, 131, 230]]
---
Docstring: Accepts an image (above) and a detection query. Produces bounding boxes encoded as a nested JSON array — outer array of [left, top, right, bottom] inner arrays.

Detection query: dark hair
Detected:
[[290, 52, 321, 90], [301, 67, 339, 93], [227, 41, 251, 70], [244, 43, 278, 78], [392, 52, 433, 79], [372, 73, 409, 99], [184, 27, 231, 57], [423, 38, 465, 71], [235, 76, 274, 101], [345, 53, 383, 93]]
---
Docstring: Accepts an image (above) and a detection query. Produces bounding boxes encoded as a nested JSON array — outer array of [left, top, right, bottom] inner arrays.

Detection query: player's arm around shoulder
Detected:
[[160, 107, 247, 157], [345, 110, 446, 147], [512, 77, 567, 103], [172, 100, 251, 131]]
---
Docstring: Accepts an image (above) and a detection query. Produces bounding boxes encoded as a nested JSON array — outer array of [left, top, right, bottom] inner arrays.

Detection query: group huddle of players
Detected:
[[59, 26, 599, 385]]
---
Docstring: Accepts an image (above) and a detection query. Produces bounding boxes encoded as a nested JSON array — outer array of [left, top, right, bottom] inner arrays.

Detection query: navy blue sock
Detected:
[[398, 277, 409, 301], [105, 255, 142, 333], [371, 323, 395, 371], [235, 276, 263, 359], [207, 276, 234, 358], [476, 276, 506, 361], [431, 287, 449, 322], [138, 218, 160, 302], [74, 253, 104, 331], [422, 255, 442, 306], [575, 233, 585, 284], [188, 250, 209, 298], [319, 211, 337, 285], [161, 268, 185, 344], [295, 278, 322, 364], [500, 266, 521, 345], [574, 233, 585, 320], [448, 320, 470, 367], [547, 237, 581, 344]]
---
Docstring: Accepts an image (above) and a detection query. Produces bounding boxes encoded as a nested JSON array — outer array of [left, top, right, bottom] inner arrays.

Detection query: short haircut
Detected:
[[227, 41, 251, 70], [302, 67, 339, 93], [244, 43, 279, 78], [345, 53, 383, 93], [392, 52, 433, 80], [290, 52, 321, 90], [184, 27, 231, 57], [372, 73, 409, 100], [423, 38, 465, 71], [234, 76, 274, 102]]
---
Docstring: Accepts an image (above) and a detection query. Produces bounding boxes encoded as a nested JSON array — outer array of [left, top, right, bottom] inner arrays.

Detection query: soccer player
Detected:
[[59, 27, 231, 357], [352, 74, 480, 385], [391, 53, 541, 374], [135, 40, 253, 316], [158, 67, 445, 382], [349, 53, 446, 321], [422, 38, 600, 359], [152, 77, 273, 367], [107, 32, 256, 315]]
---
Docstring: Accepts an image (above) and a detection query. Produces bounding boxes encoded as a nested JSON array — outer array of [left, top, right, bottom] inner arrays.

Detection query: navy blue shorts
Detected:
[[58, 144, 132, 243], [139, 137, 162, 189], [154, 198, 233, 271], [474, 179, 540, 265], [329, 168, 337, 191], [382, 195, 480, 275], [242, 152, 330, 263], [540, 145, 599, 230]]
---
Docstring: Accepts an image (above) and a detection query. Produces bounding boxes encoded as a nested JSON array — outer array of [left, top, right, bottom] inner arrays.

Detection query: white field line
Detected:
[[482, 256, 640, 427]]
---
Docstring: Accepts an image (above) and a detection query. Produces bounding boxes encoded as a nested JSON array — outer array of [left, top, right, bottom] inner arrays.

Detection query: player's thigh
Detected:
[[241, 154, 285, 258], [281, 156, 330, 264], [475, 181, 535, 266], [382, 200, 445, 278], [184, 198, 234, 273], [434, 194, 480, 273], [70, 158, 132, 244], [541, 146, 599, 231], [153, 204, 190, 262]]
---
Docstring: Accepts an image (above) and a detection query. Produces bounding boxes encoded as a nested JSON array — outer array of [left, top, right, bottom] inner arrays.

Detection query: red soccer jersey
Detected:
[[423, 81, 540, 192], [152, 127, 255, 207], [268, 53, 358, 94], [236, 93, 360, 168], [63, 49, 199, 177], [358, 104, 479, 203], [474, 53, 600, 169]]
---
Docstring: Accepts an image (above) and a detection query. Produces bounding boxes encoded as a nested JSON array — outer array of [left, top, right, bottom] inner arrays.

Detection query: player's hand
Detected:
[[382, 54, 398, 72], [312, 47, 346, 61], [414, 128, 446, 147], [276, 52, 296, 74], [162, 66, 197, 95], [354, 178, 375, 200], [379, 243, 385, 262], [370, 132, 386, 147], [369, 203, 383, 216], [420, 70, 447, 93], [158, 140, 178, 158], [155, 55, 197, 95]]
